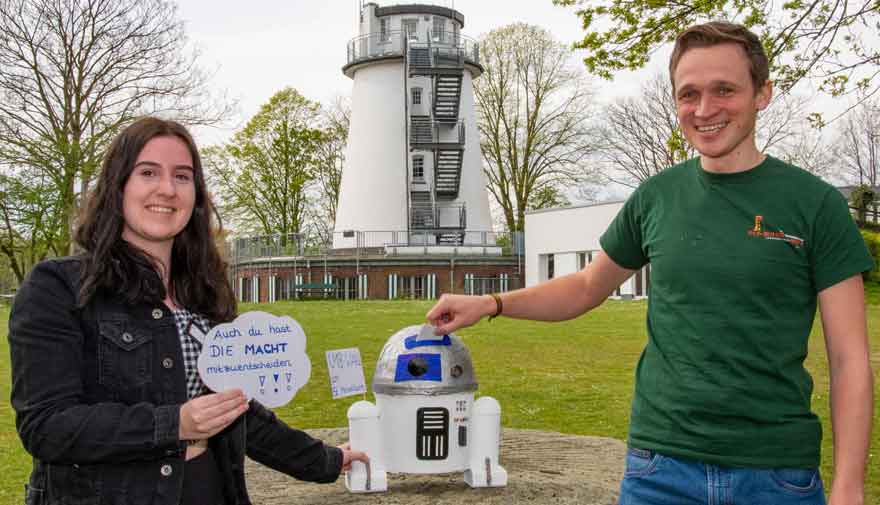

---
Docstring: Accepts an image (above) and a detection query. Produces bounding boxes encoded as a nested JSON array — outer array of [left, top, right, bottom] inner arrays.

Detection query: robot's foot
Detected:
[[464, 459, 508, 488], [345, 462, 388, 493]]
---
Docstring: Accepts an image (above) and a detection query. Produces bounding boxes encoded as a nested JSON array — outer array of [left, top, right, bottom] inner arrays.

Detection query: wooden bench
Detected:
[[293, 283, 336, 299]]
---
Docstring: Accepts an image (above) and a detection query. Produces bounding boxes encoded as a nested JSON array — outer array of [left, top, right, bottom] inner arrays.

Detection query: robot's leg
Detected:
[[345, 400, 388, 493], [464, 396, 508, 487]]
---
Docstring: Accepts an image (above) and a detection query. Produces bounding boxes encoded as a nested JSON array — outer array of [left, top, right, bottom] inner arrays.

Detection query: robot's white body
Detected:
[[345, 327, 507, 492]]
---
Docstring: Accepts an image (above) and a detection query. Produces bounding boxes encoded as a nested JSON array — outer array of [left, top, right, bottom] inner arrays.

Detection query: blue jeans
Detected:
[[619, 447, 826, 505]]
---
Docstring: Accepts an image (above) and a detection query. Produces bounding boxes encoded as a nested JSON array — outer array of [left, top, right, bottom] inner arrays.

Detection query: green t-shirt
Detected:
[[600, 155, 874, 468]]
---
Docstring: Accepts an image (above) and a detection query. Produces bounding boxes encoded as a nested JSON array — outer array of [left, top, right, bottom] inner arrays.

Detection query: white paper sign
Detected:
[[416, 323, 436, 341], [325, 348, 366, 399], [197, 311, 311, 408]]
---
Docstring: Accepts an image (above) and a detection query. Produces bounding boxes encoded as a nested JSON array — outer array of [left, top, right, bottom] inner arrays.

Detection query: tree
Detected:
[[595, 74, 693, 189], [834, 95, 879, 223], [528, 185, 571, 210], [758, 93, 832, 178], [595, 74, 831, 188], [206, 88, 324, 242], [554, 0, 880, 123], [0, 166, 62, 283], [0, 0, 229, 270], [311, 97, 350, 235], [835, 96, 879, 188], [476, 23, 597, 232]]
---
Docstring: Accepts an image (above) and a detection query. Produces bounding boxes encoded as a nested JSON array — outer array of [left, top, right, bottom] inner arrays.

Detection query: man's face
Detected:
[[672, 43, 771, 169]]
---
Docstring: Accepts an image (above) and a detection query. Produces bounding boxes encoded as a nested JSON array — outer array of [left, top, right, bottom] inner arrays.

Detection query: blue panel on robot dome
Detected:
[[404, 334, 451, 349], [394, 353, 442, 382]]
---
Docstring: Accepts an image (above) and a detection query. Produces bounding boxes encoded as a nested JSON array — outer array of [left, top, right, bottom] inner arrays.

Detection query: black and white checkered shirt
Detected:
[[171, 309, 212, 399]]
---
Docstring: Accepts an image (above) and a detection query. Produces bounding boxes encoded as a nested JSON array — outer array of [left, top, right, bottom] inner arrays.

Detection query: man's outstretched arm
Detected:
[[427, 251, 636, 334]]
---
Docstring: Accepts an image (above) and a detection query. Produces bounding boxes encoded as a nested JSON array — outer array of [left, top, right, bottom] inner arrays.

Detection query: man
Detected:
[[427, 21, 874, 505]]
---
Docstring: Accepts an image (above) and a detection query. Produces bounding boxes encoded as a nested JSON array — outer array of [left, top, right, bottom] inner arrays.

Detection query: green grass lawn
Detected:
[[1, 300, 878, 502]]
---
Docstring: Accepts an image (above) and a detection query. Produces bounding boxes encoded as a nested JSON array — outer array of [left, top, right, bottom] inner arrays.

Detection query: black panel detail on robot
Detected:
[[416, 407, 450, 460]]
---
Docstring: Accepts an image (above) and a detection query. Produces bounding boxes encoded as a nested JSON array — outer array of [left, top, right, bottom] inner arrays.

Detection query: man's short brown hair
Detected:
[[669, 21, 769, 93]]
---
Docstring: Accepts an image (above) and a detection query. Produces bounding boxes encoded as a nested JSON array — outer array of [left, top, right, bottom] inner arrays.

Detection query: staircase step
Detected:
[[433, 73, 463, 122]]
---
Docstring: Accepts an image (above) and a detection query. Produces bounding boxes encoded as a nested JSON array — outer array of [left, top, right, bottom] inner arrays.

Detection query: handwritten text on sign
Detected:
[[325, 348, 366, 399], [198, 311, 311, 408]]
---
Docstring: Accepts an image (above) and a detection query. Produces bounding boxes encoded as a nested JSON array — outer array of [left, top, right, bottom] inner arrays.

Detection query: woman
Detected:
[[9, 117, 367, 505]]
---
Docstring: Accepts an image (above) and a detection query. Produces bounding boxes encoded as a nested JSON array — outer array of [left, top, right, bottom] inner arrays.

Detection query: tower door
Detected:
[[416, 407, 449, 460]]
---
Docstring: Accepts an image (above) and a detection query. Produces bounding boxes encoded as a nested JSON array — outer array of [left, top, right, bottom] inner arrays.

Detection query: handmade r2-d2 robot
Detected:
[[345, 325, 507, 492]]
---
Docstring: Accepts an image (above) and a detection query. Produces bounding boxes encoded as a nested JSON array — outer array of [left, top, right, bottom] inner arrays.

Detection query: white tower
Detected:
[[334, 2, 493, 250]]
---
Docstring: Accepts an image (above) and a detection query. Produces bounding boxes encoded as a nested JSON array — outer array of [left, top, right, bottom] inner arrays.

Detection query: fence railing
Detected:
[[409, 118, 465, 145], [228, 230, 523, 262], [850, 204, 879, 225], [410, 203, 466, 229], [345, 30, 479, 68]]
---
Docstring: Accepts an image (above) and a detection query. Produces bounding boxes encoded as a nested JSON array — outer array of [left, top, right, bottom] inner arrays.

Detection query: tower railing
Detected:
[[345, 30, 479, 68], [409, 202, 466, 230], [229, 230, 522, 261], [408, 117, 465, 146]]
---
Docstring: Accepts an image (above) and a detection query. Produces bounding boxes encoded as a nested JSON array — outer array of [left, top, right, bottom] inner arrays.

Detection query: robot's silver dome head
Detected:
[[372, 325, 478, 396]]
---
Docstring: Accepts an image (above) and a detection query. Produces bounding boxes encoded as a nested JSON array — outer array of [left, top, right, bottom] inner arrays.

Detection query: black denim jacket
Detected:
[[9, 257, 342, 505]]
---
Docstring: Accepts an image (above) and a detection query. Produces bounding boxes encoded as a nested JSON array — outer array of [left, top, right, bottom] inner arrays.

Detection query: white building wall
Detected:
[[524, 201, 649, 298], [457, 69, 493, 237], [334, 61, 408, 239], [555, 253, 578, 279]]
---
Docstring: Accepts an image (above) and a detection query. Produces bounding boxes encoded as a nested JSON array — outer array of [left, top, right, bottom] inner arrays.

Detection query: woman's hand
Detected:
[[179, 389, 249, 441], [337, 442, 369, 472]]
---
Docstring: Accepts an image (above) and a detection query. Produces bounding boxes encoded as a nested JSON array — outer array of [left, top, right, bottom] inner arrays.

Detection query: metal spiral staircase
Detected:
[[406, 32, 466, 245]]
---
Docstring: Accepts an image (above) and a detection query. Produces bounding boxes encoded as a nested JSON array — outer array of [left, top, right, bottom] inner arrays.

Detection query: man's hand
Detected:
[[426, 293, 496, 335], [338, 442, 370, 471], [179, 389, 249, 441]]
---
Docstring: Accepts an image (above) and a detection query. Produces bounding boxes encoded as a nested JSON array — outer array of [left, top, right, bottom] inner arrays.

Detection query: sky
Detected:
[[176, 0, 670, 146]]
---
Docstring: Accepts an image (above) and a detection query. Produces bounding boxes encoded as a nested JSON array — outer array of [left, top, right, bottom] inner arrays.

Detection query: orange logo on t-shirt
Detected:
[[747, 215, 804, 247]]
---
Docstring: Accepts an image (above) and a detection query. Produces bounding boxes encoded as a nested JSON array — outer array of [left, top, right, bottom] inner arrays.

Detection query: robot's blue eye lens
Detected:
[[407, 357, 429, 377]]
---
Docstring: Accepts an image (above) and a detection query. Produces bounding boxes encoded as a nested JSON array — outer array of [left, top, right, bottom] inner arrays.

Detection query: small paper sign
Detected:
[[325, 348, 366, 399], [197, 311, 311, 408], [416, 324, 436, 341]]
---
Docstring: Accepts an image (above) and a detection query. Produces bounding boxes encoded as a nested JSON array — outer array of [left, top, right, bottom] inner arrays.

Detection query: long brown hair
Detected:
[[75, 117, 236, 322]]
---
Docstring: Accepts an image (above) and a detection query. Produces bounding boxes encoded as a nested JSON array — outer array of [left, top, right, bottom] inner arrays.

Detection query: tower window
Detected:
[[411, 87, 422, 105], [379, 18, 390, 42], [432, 17, 445, 39], [412, 156, 425, 180], [403, 19, 418, 40]]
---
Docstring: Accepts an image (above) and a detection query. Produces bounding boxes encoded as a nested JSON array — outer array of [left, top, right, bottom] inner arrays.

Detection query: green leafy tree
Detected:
[[528, 185, 571, 210], [0, 167, 63, 284], [476, 23, 598, 233], [206, 88, 324, 243], [554, 0, 880, 123]]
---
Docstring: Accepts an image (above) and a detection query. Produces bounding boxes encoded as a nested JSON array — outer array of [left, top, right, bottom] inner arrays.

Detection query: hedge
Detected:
[[861, 229, 880, 283]]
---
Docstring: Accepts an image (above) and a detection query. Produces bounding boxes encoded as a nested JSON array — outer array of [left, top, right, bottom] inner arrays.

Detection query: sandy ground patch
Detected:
[[245, 427, 625, 504]]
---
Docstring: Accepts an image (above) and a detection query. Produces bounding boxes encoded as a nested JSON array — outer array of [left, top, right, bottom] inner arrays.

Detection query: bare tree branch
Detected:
[[475, 23, 598, 232], [0, 0, 233, 273]]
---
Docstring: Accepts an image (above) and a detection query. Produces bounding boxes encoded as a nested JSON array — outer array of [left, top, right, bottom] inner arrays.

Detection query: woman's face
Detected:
[[121, 135, 196, 256]]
